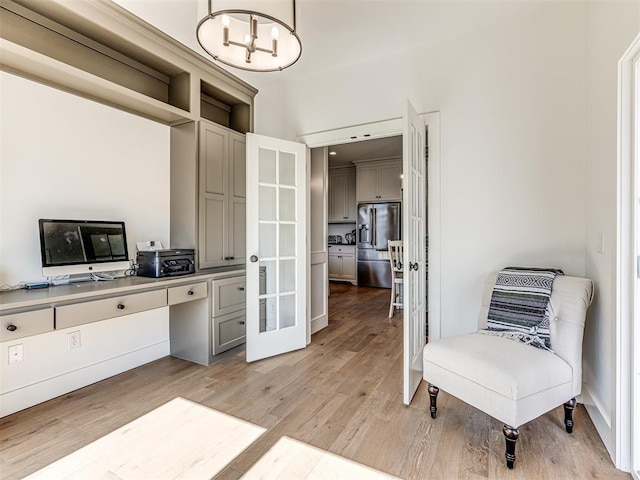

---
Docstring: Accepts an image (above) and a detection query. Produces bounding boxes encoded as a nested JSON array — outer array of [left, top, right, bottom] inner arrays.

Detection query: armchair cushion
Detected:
[[423, 333, 573, 427]]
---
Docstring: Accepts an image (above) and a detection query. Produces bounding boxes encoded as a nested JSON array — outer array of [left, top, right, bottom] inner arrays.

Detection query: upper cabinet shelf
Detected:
[[0, 0, 257, 129]]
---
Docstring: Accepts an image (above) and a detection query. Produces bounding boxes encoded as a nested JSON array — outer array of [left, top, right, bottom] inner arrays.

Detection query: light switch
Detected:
[[596, 231, 605, 254]]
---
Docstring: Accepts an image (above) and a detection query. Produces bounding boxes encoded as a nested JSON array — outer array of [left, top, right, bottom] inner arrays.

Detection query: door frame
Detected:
[[617, 32, 640, 476], [298, 111, 442, 341]]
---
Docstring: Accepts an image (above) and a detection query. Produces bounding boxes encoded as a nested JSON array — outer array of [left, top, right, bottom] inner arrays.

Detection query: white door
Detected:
[[245, 133, 308, 362], [402, 100, 427, 405], [310, 147, 329, 334]]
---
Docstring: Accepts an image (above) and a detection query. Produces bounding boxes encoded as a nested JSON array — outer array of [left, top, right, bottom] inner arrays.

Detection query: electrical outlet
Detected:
[[68, 331, 81, 350], [8, 344, 23, 364]]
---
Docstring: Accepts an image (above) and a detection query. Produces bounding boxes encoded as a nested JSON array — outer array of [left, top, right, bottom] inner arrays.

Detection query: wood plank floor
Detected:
[[0, 283, 628, 479]]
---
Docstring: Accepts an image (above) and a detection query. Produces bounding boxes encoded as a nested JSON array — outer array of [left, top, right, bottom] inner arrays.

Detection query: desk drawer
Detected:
[[212, 275, 246, 317], [0, 308, 54, 342], [168, 282, 208, 306], [213, 309, 246, 354], [56, 290, 167, 329]]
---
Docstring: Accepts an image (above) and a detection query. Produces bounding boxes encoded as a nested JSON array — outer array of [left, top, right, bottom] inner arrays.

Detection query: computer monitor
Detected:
[[39, 219, 130, 277]]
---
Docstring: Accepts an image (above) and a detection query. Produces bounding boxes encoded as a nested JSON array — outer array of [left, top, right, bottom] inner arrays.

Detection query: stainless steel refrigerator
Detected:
[[357, 202, 401, 288]]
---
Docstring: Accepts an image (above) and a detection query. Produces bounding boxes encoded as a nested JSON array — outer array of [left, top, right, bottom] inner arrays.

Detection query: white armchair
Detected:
[[422, 273, 594, 469]]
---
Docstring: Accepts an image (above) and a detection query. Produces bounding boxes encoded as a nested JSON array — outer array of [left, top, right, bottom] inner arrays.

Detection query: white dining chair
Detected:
[[388, 240, 404, 318]]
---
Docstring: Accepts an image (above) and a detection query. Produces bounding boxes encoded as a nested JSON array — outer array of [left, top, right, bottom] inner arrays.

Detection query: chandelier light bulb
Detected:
[[221, 14, 230, 27], [271, 26, 279, 39]]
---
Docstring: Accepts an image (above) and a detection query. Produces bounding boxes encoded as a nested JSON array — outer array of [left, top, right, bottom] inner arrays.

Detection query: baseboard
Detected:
[[632, 469, 639, 480], [582, 382, 614, 461], [311, 315, 328, 335], [0, 341, 169, 417]]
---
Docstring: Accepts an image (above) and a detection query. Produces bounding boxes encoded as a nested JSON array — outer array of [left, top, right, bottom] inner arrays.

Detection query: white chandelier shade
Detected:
[[197, 0, 302, 72]]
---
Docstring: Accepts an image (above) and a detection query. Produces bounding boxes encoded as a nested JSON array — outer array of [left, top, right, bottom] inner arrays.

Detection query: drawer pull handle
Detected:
[[238, 320, 245, 325], [117, 304, 125, 310], [238, 287, 245, 291], [6, 324, 17, 332], [187, 290, 194, 296]]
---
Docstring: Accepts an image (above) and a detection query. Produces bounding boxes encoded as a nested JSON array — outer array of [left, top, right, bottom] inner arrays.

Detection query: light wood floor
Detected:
[[0, 283, 628, 479]]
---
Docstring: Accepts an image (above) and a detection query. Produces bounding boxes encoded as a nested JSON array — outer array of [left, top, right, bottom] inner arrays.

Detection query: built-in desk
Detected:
[[0, 267, 245, 417], [0, 267, 243, 313]]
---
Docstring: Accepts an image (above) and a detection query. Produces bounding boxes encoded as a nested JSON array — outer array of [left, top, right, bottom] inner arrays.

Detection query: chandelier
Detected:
[[197, 0, 302, 72]]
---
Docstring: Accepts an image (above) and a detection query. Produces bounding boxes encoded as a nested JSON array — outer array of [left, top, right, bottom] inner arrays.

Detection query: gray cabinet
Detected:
[[211, 274, 246, 354], [199, 120, 246, 269], [355, 159, 403, 202], [328, 167, 356, 222]]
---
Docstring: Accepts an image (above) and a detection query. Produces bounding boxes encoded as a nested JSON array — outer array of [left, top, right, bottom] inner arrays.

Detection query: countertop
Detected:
[[0, 266, 245, 312]]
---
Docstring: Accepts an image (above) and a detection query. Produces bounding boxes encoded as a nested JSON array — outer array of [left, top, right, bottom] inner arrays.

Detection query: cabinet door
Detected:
[[357, 167, 379, 202], [199, 122, 229, 268], [329, 172, 347, 222], [345, 170, 357, 221], [200, 123, 227, 197], [341, 253, 356, 280], [377, 164, 402, 200], [228, 132, 246, 265], [328, 254, 342, 278], [200, 197, 227, 268]]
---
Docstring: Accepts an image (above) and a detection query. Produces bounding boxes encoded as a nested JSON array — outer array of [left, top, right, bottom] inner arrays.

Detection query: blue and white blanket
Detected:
[[481, 267, 563, 350]]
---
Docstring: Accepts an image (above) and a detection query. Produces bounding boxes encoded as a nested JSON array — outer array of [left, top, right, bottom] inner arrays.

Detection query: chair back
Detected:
[[477, 273, 594, 396], [388, 241, 403, 273]]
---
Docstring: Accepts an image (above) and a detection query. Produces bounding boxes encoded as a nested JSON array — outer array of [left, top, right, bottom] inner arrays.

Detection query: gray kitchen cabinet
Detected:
[[199, 120, 246, 269], [354, 159, 403, 202], [328, 167, 357, 222]]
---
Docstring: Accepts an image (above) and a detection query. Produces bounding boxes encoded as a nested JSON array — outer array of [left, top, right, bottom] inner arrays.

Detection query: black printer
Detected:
[[136, 249, 195, 278]]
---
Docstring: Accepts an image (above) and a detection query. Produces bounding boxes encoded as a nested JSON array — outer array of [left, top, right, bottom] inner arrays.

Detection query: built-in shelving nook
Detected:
[[0, 0, 257, 127], [200, 80, 251, 134]]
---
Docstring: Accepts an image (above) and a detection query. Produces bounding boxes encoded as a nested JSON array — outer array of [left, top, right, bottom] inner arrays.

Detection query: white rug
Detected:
[[24, 397, 266, 480]]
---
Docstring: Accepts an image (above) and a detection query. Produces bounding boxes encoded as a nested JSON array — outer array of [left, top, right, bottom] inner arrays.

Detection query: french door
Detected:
[[402, 100, 427, 405], [245, 133, 308, 362]]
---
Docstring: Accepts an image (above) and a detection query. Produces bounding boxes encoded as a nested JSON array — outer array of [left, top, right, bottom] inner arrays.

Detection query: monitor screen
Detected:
[[39, 219, 130, 276]]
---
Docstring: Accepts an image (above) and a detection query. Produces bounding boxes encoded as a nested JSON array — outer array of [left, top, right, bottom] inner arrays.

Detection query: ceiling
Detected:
[[228, 0, 537, 90], [326, 135, 402, 168]]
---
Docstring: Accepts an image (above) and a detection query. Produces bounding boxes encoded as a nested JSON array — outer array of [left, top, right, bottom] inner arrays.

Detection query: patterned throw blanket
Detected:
[[481, 267, 563, 350]]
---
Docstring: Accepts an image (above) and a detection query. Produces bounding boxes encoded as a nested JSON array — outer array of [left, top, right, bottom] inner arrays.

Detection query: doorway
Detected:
[[301, 113, 441, 342], [323, 135, 405, 330]]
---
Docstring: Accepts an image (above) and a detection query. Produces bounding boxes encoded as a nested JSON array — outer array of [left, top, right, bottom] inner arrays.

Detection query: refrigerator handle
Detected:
[[371, 207, 376, 247]]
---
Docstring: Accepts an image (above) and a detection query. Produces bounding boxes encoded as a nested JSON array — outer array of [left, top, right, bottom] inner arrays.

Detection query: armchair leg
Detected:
[[563, 397, 577, 433], [503, 425, 519, 469], [427, 384, 439, 419]]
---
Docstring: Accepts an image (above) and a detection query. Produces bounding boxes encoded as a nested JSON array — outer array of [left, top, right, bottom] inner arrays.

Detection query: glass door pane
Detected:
[[257, 145, 297, 333]]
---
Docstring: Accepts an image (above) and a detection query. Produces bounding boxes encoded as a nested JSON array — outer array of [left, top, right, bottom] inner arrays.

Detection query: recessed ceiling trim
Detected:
[[297, 118, 402, 147]]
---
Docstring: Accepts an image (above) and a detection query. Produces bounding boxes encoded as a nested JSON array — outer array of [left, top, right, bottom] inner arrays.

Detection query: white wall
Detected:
[[584, 0, 640, 466], [0, 72, 170, 286], [251, 1, 588, 337], [114, 0, 204, 54]]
